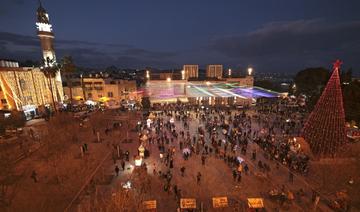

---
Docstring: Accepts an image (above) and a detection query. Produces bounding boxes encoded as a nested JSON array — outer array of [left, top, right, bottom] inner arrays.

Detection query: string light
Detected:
[[302, 60, 346, 157]]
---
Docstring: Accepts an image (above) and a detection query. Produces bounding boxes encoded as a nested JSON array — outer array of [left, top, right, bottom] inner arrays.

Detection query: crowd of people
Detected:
[[127, 101, 312, 205]]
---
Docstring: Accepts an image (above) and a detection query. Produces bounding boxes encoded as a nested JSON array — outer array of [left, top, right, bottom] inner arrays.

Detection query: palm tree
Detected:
[[40, 57, 60, 112], [61, 56, 76, 103]]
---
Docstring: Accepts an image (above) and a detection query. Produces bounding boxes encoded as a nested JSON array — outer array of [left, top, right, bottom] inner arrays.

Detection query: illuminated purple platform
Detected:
[[231, 87, 279, 98], [143, 81, 281, 104]]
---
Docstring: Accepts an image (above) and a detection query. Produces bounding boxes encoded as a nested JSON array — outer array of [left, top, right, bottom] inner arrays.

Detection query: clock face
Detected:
[[36, 23, 52, 32]]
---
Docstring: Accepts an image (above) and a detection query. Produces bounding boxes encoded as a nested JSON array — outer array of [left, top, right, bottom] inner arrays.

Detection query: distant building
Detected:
[[146, 70, 182, 81], [63, 76, 139, 107], [206, 65, 223, 79], [183, 65, 199, 79], [159, 72, 174, 80], [0, 59, 20, 68], [0, 67, 63, 118], [226, 76, 254, 87]]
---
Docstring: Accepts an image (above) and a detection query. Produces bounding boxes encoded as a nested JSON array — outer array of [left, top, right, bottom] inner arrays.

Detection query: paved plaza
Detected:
[[103, 108, 334, 211]]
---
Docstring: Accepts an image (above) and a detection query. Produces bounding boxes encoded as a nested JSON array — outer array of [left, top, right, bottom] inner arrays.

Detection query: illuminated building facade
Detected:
[[0, 2, 64, 118], [206, 65, 223, 79], [183, 65, 199, 79], [0, 66, 62, 118], [63, 77, 139, 106]]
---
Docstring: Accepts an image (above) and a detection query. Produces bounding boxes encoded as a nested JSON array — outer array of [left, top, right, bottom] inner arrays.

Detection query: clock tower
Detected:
[[36, 0, 63, 101], [36, 1, 56, 67]]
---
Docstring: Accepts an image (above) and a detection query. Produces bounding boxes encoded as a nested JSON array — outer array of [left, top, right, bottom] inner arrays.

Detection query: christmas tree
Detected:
[[302, 60, 346, 157]]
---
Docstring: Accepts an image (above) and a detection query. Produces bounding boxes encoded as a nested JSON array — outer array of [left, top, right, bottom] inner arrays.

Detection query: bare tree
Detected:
[[94, 167, 151, 211], [0, 152, 25, 210]]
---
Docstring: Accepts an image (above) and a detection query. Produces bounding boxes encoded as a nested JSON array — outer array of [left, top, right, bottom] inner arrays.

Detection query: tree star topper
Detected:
[[333, 59, 342, 70]]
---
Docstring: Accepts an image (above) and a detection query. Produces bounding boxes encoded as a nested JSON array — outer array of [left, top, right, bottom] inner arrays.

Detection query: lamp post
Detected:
[[181, 70, 185, 80], [247, 67, 253, 76], [146, 70, 150, 80]]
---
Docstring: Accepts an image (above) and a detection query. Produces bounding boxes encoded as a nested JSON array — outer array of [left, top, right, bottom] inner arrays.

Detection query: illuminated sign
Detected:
[[180, 198, 196, 209], [247, 198, 264, 208], [143, 200, 156, 210], [212, 197, 228, 208], [36, 22, 52, 32]]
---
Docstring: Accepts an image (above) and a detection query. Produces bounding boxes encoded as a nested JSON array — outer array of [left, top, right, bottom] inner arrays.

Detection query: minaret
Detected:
[[36, 0, 56, 67], [36, 0, 63, 101]]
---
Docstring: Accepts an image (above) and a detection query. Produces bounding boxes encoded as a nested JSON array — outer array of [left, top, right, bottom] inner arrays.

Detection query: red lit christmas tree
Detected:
[[302, 60, 346, 157]]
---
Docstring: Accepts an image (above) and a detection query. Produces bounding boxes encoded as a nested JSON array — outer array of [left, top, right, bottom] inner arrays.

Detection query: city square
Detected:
[[1, 1, 360, 212]]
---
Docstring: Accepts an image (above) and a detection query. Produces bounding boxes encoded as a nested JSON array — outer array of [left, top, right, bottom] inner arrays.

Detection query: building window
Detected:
[[25, 96, 33, 102], [98, 94, 103, 98], [87, 93, 92, 98], [19, 79, 27, 90], [1, 99, 7, 104], [108, 92, 113, 97]]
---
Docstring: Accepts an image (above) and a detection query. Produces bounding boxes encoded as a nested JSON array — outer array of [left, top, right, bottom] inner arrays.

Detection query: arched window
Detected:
[[19, 79, 27, 91]]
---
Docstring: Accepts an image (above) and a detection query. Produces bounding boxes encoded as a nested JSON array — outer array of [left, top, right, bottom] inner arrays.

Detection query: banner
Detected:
[[180, 198, 196, 209], [247, 198, 264, 208], [212, 197, 228, 208]]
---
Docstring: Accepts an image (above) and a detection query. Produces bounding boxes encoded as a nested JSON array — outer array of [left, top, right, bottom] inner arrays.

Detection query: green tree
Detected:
[[343, 80, 360, 124], [0, 115, 5, 135], [341, 68, 352, 84], [294, 67, 330, 95], [8, 111, 25, 128], [40, 58, 60, 112], [254, 80, 284, 92], [141, 97, 151, 110], [0, 111, 25, 134], [293, 67, 330, 109]]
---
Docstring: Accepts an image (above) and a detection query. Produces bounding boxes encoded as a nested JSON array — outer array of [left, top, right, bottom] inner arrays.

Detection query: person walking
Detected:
[[121, 160, 125, 171], [197, 172, 202, 185], [232, 169, 237, 181], [237, 171, 242, 182], [289, 171, 294, 183], [173, 185, 178, 197], [170, 159, 174, 169], [201, 155, 206, 166], [180, 166, 186, 177], [252, 149, 256, 160], [244, 164, 249, 175], [31, 170, 38, 183], [84, 143, 88, 152], [112, 153, 117, 164], [115, 165, 120, 176]]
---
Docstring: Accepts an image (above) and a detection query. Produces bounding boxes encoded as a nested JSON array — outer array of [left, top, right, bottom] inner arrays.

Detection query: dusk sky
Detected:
[[1, 0, 360, 74]]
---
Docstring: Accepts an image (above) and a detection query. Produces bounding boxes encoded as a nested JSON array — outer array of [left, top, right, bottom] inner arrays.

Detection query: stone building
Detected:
[[0, 66, 62, 118]]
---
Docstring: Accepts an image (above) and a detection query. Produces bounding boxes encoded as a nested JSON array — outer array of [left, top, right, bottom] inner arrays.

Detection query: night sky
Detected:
[[1, 0, 360, 74]]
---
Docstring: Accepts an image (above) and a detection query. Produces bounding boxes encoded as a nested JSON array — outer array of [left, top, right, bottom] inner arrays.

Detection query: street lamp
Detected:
[[228, 68, 232, 77], [167, 77, 171, 82], [247, 67, 253, 76], [146, 70, 150, 79], [181, 70, 185, 80]]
